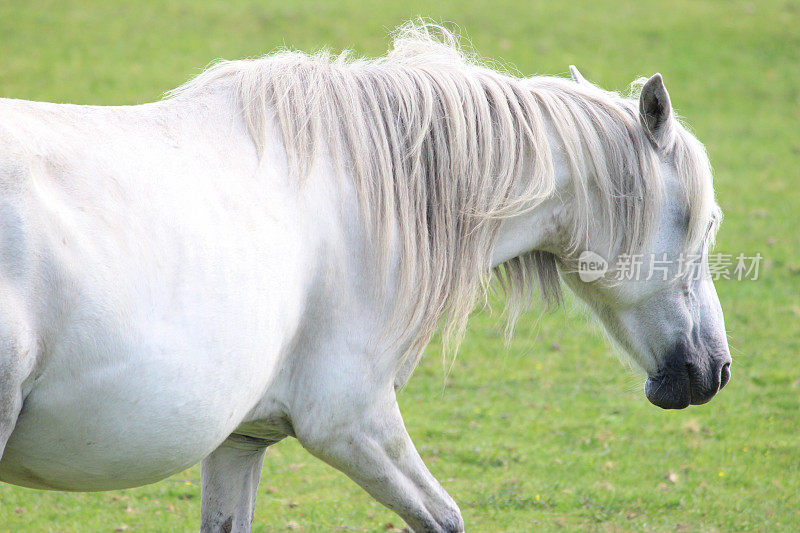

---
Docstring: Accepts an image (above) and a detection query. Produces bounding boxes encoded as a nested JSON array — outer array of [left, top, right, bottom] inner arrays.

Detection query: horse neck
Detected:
[[490, 129, 573, 268]]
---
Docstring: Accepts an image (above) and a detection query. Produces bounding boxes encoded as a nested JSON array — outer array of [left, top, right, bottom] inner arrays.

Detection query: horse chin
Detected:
[[644, 374, 692, 410]]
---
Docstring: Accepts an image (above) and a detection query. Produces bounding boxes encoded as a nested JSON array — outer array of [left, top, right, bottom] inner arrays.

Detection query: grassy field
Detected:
[[0, 0, 798, 531]]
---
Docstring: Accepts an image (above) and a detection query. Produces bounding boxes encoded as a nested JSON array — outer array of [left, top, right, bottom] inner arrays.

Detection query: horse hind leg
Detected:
[[200, 434, 271, 533]]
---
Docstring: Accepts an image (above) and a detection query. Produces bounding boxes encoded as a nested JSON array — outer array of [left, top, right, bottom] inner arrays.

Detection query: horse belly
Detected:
[[0, 328, 277, 491]]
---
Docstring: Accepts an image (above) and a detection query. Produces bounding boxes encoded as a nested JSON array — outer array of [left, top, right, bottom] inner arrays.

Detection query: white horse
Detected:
[[0, 23, 730, 533]]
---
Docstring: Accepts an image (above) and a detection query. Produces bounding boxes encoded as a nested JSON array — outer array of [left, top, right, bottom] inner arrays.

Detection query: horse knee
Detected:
[[417, 486, 464, 533], [405, 500, 462, 533], [437, 506, 464, 533]]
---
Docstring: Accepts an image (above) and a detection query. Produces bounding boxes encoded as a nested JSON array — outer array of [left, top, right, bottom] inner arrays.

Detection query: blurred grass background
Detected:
[[0, 0, 798, 531]]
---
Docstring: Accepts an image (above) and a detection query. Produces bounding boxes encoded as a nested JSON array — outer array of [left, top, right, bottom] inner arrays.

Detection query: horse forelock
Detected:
[[166, 21, 716, 365]]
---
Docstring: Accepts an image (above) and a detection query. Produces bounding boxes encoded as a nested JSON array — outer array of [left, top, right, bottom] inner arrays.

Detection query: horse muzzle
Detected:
[[644, 352, 731, 410]]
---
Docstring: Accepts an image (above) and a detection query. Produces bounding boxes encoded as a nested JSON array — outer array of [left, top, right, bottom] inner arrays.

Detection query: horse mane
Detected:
[[167, 21, 717, 365]]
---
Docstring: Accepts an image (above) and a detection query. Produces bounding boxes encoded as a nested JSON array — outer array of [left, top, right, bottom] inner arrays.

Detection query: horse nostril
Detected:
[[719, 362, 731, 390]]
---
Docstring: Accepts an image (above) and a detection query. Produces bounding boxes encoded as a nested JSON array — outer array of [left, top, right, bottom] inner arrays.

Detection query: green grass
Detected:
[[0, 0, 798, 531]]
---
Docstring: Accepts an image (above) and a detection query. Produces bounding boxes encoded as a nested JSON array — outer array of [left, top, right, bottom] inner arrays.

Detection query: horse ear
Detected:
[[639, 73, 673, 146], [569, 65, 589, 85]]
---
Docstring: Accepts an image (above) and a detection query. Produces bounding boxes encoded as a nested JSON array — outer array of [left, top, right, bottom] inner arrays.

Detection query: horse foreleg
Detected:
[[295, 392, 464, 533], [200, 435, 270, 533]]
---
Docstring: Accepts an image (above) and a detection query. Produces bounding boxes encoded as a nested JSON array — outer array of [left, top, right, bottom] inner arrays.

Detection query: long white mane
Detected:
[[168, 21, 716, 362]]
